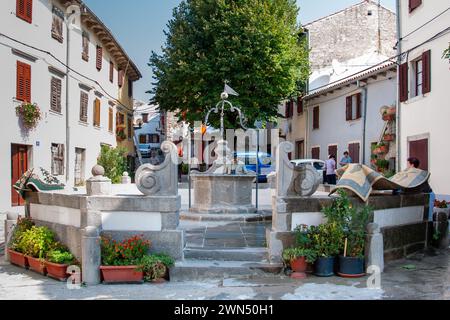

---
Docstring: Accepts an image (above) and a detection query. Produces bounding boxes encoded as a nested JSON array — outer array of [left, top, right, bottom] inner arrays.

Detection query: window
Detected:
[[93, 98, 101, 127], [118, 69, 124, 87], [311, 147, 320, 160], [139, 135, 146, 144], [345, 93, 362, 121], [128, 79, 133, 98], [414, 58, 423, 97], [409, 0, 422, 13], [16, 61, 31, 102], [297, 96, 303, 115], [409, 50, 431, 99], [328, 145, 338, 158], [285, 100, 294, 118], [80, 91, 88, 122], [127, 115, 132, 138], [348, 143, 360, 164], [16, 0, 33, 24], [108, 107, 113, 132], [50, 77, 62, 113], [409, 138, 428, 171], [142, 113, 149, 123], [116, 111, 125, 126], [313, 106, 320, 130], [96, 46, 102, 71], [51, 143, 64, 175], [51, 6, 64, 43], [296, 140, 304, 159], [82, 32, 89, 61], [149, 134, 160, 144], [109, 61, 114, 83]]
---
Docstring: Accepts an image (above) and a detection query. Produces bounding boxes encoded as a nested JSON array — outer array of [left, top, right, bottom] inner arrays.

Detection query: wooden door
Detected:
[[296, 140, 305, 159], [409, 139, 428, 171], [11, 144, 29, 206], [328, 145, 338, 158], [348, 143, 360, 164]]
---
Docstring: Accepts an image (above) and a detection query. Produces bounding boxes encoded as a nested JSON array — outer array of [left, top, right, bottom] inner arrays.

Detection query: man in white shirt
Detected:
[[325, 155, 337, 185]]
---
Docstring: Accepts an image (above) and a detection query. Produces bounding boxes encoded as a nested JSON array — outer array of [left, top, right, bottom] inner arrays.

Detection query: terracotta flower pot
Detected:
[[290, 257, 308, 273], [46, 261, 69, 281], [378, 145, 388, 154], [8, 249, 28, 268], [100, 265, 144, 284], [27, 256, 47, 275]]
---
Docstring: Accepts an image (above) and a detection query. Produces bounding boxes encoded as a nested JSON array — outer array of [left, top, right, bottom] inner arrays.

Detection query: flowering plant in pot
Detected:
[[137, 253, 175, 283], [116, 125, 127, 142], [16, 102, 42, 130], [7, 217, 35, 268], [45, 247, 75, 281], [100, 235, 151, 283]]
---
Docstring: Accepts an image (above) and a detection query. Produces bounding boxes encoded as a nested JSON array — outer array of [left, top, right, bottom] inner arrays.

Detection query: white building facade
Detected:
[[305, 63, 398, 167], [397, 0, 450, 198], [0, 0, 141, 212]]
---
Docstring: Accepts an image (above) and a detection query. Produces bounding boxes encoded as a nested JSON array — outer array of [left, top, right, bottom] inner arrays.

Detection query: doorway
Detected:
[[74, 148, 86, 186], [11, 144, 30, 206]]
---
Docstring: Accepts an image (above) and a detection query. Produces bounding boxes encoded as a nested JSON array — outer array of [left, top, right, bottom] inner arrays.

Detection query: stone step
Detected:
[[184, 247, 268, 262], [169, 259, 283, 282], [180, 211, 272, 222]]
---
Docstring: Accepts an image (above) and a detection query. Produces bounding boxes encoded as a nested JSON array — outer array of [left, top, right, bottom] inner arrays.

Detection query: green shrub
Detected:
[[17, 226, 56, 259], [282, 247, 316, 264], [137, 253, 174, 282], [97, 145, 128, 184], [47, 250, 74, 265], [8, 217, 35, 253]]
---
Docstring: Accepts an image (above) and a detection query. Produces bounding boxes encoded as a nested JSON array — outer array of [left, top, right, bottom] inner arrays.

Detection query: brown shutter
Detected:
[[312, 147, 320, 160], [356, 93, 362, 119], [409, 0, 422, 12], [313, 106, 320, 129], [16, 61, 31, 102], [118, 69, 124, 87], [409, 138, 428, 171], [399, 62, 409, 102], [109, 61, 114, 83], [422, 50, 431, 94], [80, 91, 88, 122], [17, 0, 32, 23], [94, 99, 100, 126], [108, 107, 113, 132], [96, 46, 102, 70], [50, 77, 62, 113], [349, 143, 360, 164], [128, 79, 133, 97], [297, 96, 303, 114], [285, 102, 289, 118], [346, 96, 352, 121]]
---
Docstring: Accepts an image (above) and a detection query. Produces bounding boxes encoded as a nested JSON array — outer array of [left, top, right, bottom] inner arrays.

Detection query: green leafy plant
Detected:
[[307, 222, 345, 258], [17, 226, 56, 259], [282, 247, 316, 264], [97, 145, 128, 184], [15, 102, 42, 129], [443, 46, 450, 60], [376, 159, 390, 169], [383, 170, 396, 179], [47, 249, 74, 265], [100, 235, 151, 266], [8, 217, 35, 253], [137, 253, 175, 282]]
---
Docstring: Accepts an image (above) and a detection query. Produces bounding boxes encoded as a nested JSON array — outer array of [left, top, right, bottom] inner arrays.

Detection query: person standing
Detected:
[[326, 155, 337, 185], [339, 151, 353, 167]]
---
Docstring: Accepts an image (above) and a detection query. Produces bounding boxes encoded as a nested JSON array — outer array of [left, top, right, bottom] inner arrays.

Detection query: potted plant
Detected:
[[16, 102, 42, 130], [7, 217, 35, 268], [116, 125, 127, 142], [100, 235, 151, 284], [18, 226, 56, 275], [138, 253, 175, 283], [433, 200, 450, 219], [383, 133, 395, 142], [282, 247, 316, 279], [45, 247, 75, 281]]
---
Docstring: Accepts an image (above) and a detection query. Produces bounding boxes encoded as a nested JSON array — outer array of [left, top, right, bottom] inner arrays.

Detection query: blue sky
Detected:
[[83, 0, 396, 102]]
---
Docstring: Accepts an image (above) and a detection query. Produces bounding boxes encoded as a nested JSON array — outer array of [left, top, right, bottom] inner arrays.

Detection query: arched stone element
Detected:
[[135, 141, 179, 196]]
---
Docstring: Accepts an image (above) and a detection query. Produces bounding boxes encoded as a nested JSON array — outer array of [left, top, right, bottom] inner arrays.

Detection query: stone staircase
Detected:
[[170, 218, 283, 281]]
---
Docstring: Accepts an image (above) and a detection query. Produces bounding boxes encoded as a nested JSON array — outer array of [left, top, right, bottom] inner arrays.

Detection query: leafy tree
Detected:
[[149, 0, 310, 129], [97, 145, 128, 184]]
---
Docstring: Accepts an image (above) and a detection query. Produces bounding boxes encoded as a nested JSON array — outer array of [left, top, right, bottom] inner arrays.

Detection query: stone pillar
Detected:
[[121, 172, 131, 184], [81, 226, 101, 285], [433, 211, 449, 249], [4, 213, 20, 261], [86, 165, 111, 196], [365, 223, 384, 273]]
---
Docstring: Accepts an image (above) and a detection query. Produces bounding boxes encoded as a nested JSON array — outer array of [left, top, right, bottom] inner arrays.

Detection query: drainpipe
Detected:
[[359, 81, 369, 165], [65, 13, 72, 184], [395, 0, 402, 172]]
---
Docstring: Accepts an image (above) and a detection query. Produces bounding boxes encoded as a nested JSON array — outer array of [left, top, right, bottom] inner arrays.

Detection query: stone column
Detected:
[[86, 165, 111, 196], [433, 211, 449, 249], [4, 213, 20, 261], [365, 223, 384, 273], [81, 226, 101, 285]]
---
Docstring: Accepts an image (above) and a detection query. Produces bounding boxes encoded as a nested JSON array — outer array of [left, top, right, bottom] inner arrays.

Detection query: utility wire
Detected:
[[0, 32, 136, 113], [399, 6, 450, 42]]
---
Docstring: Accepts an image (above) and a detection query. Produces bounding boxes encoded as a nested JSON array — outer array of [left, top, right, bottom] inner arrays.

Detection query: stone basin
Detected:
[[190, 174, 257, 214]]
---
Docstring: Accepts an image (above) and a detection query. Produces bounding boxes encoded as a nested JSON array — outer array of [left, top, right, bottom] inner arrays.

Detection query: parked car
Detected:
[[234, 152, 274, 183], [291, 159, 326, 183], [139, 143, 161, 158]]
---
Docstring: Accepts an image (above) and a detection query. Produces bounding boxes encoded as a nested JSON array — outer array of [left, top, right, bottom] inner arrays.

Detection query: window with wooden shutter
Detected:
[[328, 145, 338, 158], [109, 61, 114, 83], [82, 32, 89, 61], [356, 93, 362, 119], [348, 143, 360, 164], [311, 147, 320, 160], [93, 98, 101, 127], [118, 69, 124, 87], [17, 0, 33, 23], [51, 6, 64, 43], [346, 96, 352, 121], [285, 102, 290, 118], [409, 0, 422, 13], [51, 143, 64, 175], [50, 77, 62, 113], [128, 79, 133, 98], [79, 91, 88, 122], [313, 106, 320, 130], [399, 62, 409, 102], [96, 46, 102, 71], [345, 93, 362, 121], [409, 138, 428, 171], [422, 50, 431, 94], [297, 96, 303, 115], [108, 107, 113, 132], [16, 61, 31, 102]]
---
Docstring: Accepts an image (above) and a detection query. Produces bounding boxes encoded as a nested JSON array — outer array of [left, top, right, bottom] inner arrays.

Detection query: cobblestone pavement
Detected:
[[0, 249, 448, 300]]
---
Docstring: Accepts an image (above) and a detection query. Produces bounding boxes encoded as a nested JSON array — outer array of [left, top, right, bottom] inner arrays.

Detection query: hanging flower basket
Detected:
[[116, 125, 127, 142], [16, 102, 42, 130]]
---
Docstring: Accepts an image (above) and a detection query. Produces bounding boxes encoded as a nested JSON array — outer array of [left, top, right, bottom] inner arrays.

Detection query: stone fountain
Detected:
[[190, 90, 257, 214]]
